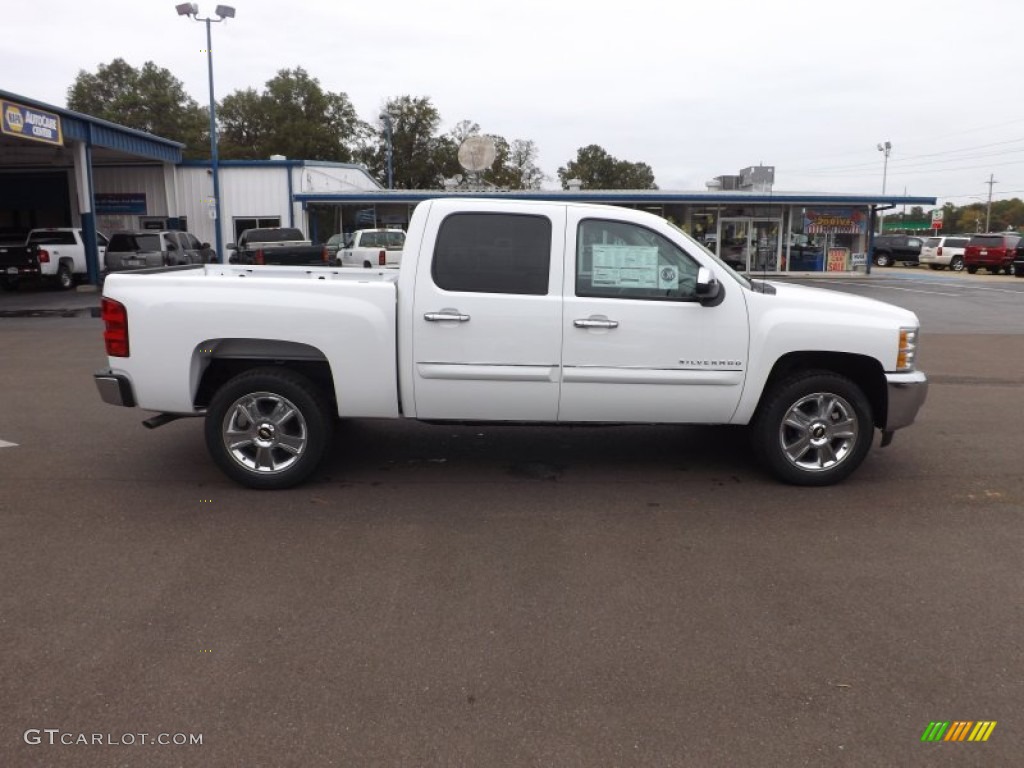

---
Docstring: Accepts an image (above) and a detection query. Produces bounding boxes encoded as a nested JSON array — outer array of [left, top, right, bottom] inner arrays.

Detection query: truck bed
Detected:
[[101, 264, 401, 417]]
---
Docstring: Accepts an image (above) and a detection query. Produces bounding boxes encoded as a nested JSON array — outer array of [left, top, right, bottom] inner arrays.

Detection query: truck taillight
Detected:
[[101, 298, 129, 357], [937, 246, 943, 256], [322, 246, 329, 264], [378, 249, 386, 266], [37, 248, 50, 263], [254, 249, 265, 265]]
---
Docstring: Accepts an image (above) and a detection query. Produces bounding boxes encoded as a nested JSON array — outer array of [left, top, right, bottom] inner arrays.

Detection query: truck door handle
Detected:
[[574, 317, 619, 329], [424, 310, 471, 322]]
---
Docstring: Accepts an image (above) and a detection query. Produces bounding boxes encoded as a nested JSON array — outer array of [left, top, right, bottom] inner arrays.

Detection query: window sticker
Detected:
[[591, 245, 663, 288]]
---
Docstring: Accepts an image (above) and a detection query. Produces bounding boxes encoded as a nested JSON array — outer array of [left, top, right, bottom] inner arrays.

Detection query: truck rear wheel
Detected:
[[751, 371, 873, 486], [204, 367, 333, 489], [56, 263, 74, 290]]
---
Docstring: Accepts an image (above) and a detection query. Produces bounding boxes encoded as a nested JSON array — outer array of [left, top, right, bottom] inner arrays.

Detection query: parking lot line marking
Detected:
[[0, 439, 18, 449], [812, 280, 961, 297]]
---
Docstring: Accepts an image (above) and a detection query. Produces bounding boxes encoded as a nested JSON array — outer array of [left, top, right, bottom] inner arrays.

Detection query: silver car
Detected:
[[104, 230, 215, 273]]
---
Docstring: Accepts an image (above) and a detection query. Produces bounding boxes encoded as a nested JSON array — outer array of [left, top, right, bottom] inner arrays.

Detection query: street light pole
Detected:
[[379, 113, 394, 189], [176, 3, 235, 263], [877, 140, 891, 234]]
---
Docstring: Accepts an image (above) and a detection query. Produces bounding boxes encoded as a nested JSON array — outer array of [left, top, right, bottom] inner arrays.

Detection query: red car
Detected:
[[964, 233, 1022, 275]]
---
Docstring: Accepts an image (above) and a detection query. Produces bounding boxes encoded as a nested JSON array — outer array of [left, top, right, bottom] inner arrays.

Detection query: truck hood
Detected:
[[763, 280, 920, 327]]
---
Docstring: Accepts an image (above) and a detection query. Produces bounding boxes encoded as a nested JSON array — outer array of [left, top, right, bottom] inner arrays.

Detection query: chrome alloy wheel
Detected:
[[778, 392, 859, 472], [221, 391, 308, 474]]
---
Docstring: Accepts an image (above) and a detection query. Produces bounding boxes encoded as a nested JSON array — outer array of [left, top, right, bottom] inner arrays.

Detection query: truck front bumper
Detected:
[[94, 370, 136, 407], [883, 370, 928, 432]]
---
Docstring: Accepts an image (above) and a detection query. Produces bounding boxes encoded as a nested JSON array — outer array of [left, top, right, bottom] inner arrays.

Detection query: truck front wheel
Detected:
[[752, 371, 873, 486], [205, 367, 333, 489]]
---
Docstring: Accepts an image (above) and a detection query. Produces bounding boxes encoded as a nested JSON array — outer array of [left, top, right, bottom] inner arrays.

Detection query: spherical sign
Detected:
[[458, 136, 497, 172]]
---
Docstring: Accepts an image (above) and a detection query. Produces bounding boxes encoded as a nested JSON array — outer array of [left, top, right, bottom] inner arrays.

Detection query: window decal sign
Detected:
[[591, 245, 665, 288], [803, 208, 868, 234], [1, 99, 63, 146]]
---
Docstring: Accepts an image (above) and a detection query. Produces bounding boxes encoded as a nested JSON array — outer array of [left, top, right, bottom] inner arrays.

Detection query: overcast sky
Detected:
[[5, 0, 1023, 205]]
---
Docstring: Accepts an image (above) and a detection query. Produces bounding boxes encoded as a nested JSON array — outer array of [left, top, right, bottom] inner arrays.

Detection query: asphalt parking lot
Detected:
[[1, 269, 1022, 766]]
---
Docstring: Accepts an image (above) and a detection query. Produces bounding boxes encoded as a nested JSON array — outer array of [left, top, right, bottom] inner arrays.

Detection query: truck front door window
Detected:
[[575, 219, 699, 300]]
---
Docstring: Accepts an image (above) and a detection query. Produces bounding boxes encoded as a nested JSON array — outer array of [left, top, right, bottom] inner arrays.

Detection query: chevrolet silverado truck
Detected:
[[336, 228, 405, 268], [227, 227, 328, 266], [95, 198, 928, 490], [0, 227, 108, 290]]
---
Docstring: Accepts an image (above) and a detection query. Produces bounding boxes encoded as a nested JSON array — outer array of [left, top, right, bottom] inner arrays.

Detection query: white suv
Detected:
[[920, 235, 969, 272]]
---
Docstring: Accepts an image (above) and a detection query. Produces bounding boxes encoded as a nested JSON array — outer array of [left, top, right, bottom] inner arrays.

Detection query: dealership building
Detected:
[[1, 89, 937, 278]]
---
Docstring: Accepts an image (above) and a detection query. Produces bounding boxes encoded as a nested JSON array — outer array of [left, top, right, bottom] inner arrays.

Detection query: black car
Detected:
[[871, 234, 923, 267], [1013, 238, 1024, 278]]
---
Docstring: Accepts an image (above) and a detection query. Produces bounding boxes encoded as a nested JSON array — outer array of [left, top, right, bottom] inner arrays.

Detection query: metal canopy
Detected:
[[0, 89, 184, 168]]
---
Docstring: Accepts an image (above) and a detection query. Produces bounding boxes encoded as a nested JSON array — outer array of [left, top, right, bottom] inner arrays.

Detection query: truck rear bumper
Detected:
[[884, 370, 928, 432], [94, 370, 136, 407]]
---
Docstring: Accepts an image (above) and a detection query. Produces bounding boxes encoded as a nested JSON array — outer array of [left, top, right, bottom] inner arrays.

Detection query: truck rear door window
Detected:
[[575, 219, 700, 300], [432, 213, 551, 295]]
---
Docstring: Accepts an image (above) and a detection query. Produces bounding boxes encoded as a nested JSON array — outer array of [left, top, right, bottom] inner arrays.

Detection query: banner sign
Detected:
[[1, 99, 63, 146], [826, 248, 850, 271], [95, 193, 147, 215], [803, 208, 868, 235]]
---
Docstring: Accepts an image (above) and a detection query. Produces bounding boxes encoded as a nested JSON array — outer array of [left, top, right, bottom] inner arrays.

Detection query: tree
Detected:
[[359, 96, 461, 189], [218, 68, 364, 162], [66, 59, 208, 158], [557, 145, 657, 190]]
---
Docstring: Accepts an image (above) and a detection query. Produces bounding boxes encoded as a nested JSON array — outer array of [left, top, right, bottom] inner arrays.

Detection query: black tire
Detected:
[[751, 371, 874, 486], [874, 252, 892, 267], [1006, 264, 1015, 276], [949, 256, 964, 272], [204, 367, 333, 490], [1015, 268, 1024, 278], [966, 266, 978, 274], [55, 263, 74, 290], [362, 260, 372, 269]]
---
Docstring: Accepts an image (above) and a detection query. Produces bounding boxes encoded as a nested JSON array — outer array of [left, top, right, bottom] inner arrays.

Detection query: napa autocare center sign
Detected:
[[1, 99, 63, 146]]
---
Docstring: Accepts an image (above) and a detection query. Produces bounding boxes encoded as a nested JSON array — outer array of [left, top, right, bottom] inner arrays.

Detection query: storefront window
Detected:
[[795, 207, 870, 272]]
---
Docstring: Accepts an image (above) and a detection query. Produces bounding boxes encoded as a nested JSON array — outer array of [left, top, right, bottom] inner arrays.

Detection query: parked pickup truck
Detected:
[[227, 227, 328, 266], [336, 228, 405, 268], [95, 198, 928, 490], [0, 227, 108, 290]]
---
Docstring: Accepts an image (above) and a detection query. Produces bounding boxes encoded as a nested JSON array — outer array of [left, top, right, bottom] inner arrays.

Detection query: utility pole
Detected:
[[984, 173, 998, 232]]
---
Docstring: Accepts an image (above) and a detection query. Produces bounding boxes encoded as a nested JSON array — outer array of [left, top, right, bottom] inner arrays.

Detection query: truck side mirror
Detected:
[[226, 243, 237, 251], [696, 266, 722, 305]]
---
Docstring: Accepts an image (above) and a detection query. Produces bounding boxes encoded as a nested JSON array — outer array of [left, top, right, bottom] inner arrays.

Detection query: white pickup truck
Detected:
[[94, 198, 927, 489], [0, 227, 107, 289], [337, 228, 405, 268]]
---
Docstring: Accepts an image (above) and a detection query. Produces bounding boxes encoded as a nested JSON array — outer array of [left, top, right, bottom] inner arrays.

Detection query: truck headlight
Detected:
[[897, 327, 918, 371]]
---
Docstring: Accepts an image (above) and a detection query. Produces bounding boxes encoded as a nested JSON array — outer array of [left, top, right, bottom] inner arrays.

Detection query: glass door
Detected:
[[717, 217, 782, 272], [717, 218, 751, 272], [751, 218, 782, 272]]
